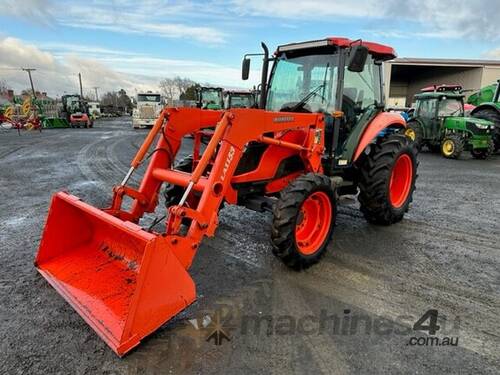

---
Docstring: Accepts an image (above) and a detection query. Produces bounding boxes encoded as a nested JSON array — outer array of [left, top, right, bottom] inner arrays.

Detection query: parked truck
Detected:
[[132, 91, 162, 129]]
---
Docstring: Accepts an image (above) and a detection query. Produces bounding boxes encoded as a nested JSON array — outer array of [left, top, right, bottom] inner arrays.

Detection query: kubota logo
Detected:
[[273, 116, 294, 123], [221, 146, 235, 182]]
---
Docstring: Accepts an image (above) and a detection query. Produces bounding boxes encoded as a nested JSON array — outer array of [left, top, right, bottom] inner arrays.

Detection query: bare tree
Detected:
[[0, 80, 10, 94], [159, 78, 177, 104], [173, 77, 195, 98], [160, 77, 197, 104]]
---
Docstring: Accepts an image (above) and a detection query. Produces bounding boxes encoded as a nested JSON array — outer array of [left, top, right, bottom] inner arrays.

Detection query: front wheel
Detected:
[[441, 134, 464, 159], [271, 173, 336, 270], [357, 133, 418, 225], [471, 140, 494, 159]]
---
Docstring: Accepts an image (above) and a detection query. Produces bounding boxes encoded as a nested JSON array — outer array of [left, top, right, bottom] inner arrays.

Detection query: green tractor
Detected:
[[223, 90, 256, 109], [196, 87, 224, 110], [405, 85, 495, 159], [468, 80, 500, 151]]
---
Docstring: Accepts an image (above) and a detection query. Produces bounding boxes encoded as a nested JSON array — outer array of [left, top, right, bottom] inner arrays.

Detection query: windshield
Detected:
[[201, 90, 221, 103], [343, 54, 382, 113], [138, 94, 160, 102], [438, 98, 463, 116], [266, 53, 339, 112], [227, 94, 254, 108]]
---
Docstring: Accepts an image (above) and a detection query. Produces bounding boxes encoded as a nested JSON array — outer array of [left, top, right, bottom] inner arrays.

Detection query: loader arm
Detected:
[[35, 106, 326, 356], [132, 108, 326, 268]]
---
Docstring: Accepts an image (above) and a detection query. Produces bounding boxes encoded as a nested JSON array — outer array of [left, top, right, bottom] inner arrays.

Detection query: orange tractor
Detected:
[[35, 37, 417, 356]]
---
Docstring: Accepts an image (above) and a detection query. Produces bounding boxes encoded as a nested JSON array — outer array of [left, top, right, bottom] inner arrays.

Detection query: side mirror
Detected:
[[347, 45, 369, 73], [242, 58, 250, 80]]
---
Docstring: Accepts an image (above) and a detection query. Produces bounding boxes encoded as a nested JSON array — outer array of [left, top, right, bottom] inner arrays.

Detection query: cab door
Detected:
[[416, 98, 438, 140]]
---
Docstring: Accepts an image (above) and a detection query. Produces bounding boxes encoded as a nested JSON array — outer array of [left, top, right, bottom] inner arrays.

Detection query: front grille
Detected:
[[466, 121, 489, 135], [139, 106, 155, 119]]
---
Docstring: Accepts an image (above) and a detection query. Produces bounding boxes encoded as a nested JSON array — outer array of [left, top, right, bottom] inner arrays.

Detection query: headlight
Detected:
[[475, 123, 489, 129]]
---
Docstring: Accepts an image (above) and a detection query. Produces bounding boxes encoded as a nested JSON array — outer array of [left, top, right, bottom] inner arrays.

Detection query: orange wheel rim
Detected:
[[389, 154, 413, 208], [295, 191, 332, 255]]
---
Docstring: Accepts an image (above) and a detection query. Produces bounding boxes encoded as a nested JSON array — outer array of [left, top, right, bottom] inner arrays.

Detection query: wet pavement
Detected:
[[0, 117, 499, 374]]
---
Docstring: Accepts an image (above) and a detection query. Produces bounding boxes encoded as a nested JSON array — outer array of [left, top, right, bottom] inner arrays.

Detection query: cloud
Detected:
[[2, 0, 55, 25], [380, 0, 499, 41], [61, 3, 226, 44], [231, 0, 499, 42], [483, 48, 500, 59], [229, 0, 381, 18], [0, 37, 258, 97], [3, 0, 226, 44]]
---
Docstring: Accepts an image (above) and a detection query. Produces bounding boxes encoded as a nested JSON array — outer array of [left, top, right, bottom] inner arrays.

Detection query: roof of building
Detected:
[[388, 57, 500, 67]]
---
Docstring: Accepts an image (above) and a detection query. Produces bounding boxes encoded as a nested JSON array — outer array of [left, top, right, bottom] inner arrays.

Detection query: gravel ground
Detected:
[[0, 117, 499, 374]]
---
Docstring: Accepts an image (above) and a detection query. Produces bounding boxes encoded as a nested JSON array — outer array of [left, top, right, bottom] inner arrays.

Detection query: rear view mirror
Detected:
[[348, 45, 369, 72], [242, 58, 250, 80]]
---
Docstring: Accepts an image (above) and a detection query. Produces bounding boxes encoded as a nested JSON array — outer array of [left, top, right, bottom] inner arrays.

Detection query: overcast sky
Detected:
[[0, 0, 498, 97]]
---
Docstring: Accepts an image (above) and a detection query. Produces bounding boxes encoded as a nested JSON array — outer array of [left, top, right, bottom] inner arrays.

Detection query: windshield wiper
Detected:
[[291, 83, 325, 112], [291, 62, 330, 112]]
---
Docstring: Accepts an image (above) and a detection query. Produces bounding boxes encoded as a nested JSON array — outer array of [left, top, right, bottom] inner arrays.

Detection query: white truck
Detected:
[[132, 92, 162, 129], [88, 102, 101, 119]]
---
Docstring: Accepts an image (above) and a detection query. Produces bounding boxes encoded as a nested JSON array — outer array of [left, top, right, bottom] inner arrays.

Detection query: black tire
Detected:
[[271, 173, 336, 270], [163, 156, 193, 207], [470, 140, 494, 160], [357, 133, 418, 225], [441, 134, 464, 159], [405, 120, 424, 150], [472, 108, 500, 151]]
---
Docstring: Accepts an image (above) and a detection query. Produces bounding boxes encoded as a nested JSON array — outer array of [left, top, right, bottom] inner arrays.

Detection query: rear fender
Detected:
[[471, 103, 500, 117], [352, 112, 406, 162]]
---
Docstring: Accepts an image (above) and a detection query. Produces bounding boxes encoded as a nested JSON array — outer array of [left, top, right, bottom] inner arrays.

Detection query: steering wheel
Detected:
[[279, 102, 313, 113]]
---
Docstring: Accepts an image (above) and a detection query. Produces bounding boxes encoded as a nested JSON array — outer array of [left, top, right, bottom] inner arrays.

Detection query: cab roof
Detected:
[[415, 84, 464, 99], [415, 91, 464, 100], [277, 37, 396, 60]]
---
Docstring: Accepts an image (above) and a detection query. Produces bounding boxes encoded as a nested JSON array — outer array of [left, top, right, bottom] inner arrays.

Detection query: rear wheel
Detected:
[[271, 173, 336, 270], [470, 140, 494, 159], [358, 133, 418, 225], [441, 134, 464, 159], [472, 108, 500, 151]]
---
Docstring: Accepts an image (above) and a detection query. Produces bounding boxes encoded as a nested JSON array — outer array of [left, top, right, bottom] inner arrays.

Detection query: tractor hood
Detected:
[[463, 116, 496, 128], [444, 116, 496, 135], [446, 116, 494, 127]]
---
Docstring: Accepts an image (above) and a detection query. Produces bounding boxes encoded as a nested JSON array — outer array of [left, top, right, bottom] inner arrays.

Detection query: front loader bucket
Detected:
[[35, 192, 196, 356]]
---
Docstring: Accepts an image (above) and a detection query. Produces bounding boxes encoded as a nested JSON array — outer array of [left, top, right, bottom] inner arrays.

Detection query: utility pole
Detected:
[[78, 73, 83, 97], [21, 68, 36, 97], [93, 86, 99, 101]]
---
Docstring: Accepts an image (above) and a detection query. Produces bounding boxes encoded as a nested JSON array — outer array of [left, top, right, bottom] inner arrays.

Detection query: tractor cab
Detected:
[[406, 86, 494, 158], [243, 37, 397, 170], [196, 87, 224, 110], [224, 90, 256, 109]]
